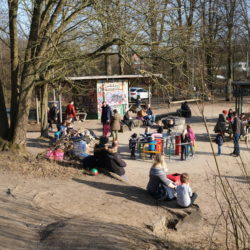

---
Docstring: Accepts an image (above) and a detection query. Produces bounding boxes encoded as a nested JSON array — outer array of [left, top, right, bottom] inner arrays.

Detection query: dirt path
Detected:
[[1, 101, 249, 249]]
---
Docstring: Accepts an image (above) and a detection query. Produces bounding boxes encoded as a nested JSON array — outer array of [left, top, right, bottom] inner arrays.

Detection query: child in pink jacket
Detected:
[[187, 124, 195, 156]]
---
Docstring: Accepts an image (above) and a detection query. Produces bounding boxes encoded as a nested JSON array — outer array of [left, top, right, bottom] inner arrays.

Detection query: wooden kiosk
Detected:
[[67, 75, 160, 119]]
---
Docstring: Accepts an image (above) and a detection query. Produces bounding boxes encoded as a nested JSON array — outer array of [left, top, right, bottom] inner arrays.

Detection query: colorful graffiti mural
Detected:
[[97, 80, 128, 119]]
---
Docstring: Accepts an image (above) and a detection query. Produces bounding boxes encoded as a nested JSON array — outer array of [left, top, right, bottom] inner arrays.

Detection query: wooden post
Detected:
[[148, 85, 151, 105], [53, 89, 56, 102], [36, 95, 39, 124], [59, 83, 62, 123]]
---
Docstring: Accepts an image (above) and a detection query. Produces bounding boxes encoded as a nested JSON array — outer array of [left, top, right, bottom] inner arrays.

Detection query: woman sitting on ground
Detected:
[[147, 154, 177, 201], [105, 141, 127, 179], [122, 110, 134, 131]]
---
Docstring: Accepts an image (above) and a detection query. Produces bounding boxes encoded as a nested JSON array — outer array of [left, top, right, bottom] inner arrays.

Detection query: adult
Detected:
[[105, 142, 127, 178], [101, 101, 112, 137], [122, 110, 134, 131], [94, 137, 127, 178], [135, 95, 142, 111], [48, 103, 58, 130], [147, 154, 176, 201], [227, 108, 234, 123], [144, 104, 156, 123], [82, 136, 109, 170], [111, 109, 121, 141], [66, 101, 77, 122], [231, 112, 242, 157], [214, 110, 227, 135], [137, 108, 147, 120], [180, 101, 191, 118]]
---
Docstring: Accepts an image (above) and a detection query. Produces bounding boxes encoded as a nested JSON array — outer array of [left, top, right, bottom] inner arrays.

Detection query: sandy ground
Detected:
[[0, 101, 249, 249]]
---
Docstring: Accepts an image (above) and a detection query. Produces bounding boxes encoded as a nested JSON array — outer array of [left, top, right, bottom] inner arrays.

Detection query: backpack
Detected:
[[215, 135, 223, 145]]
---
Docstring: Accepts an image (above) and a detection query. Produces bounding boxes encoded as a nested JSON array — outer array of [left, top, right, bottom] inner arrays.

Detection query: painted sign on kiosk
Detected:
[[97, 80, 128, 119]]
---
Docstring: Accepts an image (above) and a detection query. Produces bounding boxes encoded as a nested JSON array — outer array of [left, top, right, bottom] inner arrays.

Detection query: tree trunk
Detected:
[[0, 80, 9, 140], [118, 45, 125, 75], [12, 75, 34, 147], [40, 84, 49, 137], [105, 54, 112, 75], [8, 0, 19, 140], [226, 40, 233, 101]]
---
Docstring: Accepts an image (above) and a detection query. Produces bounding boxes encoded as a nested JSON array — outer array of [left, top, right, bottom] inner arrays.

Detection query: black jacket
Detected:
[[104, 152, 126, 176], [101, 105, 112, 124]]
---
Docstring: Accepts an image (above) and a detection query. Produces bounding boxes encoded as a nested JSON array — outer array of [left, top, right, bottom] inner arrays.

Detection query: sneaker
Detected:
[[233, 154, 240, 157]]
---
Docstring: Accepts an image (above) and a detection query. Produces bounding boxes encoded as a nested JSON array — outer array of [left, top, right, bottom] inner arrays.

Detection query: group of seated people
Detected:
[[53, 120, 97, 160], [147, 154, 198, 207], [136, 104, 156, 126], [82, 137, 127, 179]]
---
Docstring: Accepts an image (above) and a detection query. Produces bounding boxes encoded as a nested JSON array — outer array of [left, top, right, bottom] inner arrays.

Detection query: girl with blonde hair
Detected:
[[147, 154, 177, 201]]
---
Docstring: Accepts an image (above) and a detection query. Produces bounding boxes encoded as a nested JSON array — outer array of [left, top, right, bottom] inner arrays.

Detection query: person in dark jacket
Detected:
[[82, 136, 108, 170], [231, 112, 242, 157], [135, 96, 142, 110], [93, 137, 127, 178], [180, 129, 189, 160], [180, 101, 191, 118], [101, 102, 112, 137], [48, 103, 58, 130], [214, 132, 224, 156], [144, 104, 156, 123], [105, 149, 126, 177], [147, 154, 176, 200], [94, 136, 109, 166], [214, 112, 227, 135]]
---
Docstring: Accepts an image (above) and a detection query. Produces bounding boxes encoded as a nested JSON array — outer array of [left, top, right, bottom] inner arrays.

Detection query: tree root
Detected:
[[0, 137, 27, 154]]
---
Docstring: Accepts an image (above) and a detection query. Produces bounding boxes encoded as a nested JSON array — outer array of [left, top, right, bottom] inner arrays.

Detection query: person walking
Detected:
[[48, 103, 58, 130], [101, 101, 112, 137], [111, 109, 121, 141], [66, 101, 77, 122], [231, 112, 242, 157]]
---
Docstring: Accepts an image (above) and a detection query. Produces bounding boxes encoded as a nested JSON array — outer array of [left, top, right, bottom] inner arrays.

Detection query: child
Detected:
[[129, 133, 138, 159], [187, 124, 195, 156], [148, 136, 157, 159], [144, 126, 151, 137], [156, 120, 164, 134], [214, 132, 224, 156], [180, 129, 189, 160], [176, 173, 198, 208]]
